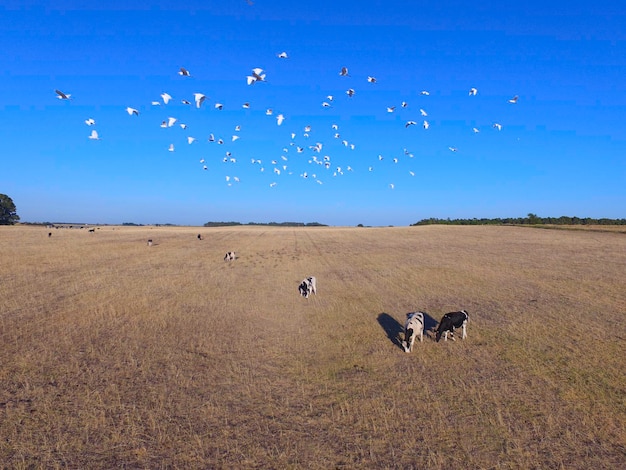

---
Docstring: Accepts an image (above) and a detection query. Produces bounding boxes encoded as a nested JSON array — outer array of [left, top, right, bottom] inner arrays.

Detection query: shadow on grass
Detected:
[[377, 313, 404, 350], [422, 311, 439, 340]]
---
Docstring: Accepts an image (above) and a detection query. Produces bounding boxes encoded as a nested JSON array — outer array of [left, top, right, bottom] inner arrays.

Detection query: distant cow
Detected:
[[48, 232, 52, 238], [224, 251, 236, 261], [147, 239, 153, 247], [88, 228, 95, 233], [197, 234, 203, 240], [435, 310, 469, 342], [298, 276, 317, 298], [402, 311, 425, 352]]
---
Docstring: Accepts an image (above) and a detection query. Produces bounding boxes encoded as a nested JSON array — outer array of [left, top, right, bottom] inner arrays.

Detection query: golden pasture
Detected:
[[1, 224, 624, 468]]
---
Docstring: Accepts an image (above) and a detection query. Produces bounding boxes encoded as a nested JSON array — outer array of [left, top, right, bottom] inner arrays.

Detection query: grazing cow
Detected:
[[147, 239, 153, 247], [402, 311, 425, 352], [224, 251, 236, 261], [197, 234, 203, 240], [435, 310, 469, 342], [48, 232, 52, 237], [88, 228, 95, 233], [298, 276, 317, 298]]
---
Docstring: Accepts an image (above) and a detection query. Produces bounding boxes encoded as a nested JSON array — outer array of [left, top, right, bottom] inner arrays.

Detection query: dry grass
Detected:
[[1, 224, 625, 469]]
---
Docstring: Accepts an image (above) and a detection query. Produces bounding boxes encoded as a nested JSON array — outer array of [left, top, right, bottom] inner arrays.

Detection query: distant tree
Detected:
[[0, 194, 20, 225]]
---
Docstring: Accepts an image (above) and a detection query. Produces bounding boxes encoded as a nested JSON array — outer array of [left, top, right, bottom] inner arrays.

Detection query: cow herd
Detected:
[[157, 235, 468, 352]]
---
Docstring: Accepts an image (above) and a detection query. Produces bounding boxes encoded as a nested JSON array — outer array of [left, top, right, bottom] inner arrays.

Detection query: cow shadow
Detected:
[[377, 313, 404, 350], [422, 311, 439, 341]]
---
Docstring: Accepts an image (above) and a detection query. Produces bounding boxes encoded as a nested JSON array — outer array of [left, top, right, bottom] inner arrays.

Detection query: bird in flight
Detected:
[[55, 89, 71, 100], [194, 93, 206, 108], [88, 130, 100, 140], [161, 92, 172, 104], [85, 118, 95, 126], [126, 107, 139, 116], [508, 95, 519, 104], [346, 88, 355, 97], [277, 52, 288, 59], [247, 68, 266, 85], [178, 67, 191, 77], [367, 76, 377, 83], [405, 121, 417, 128], [469, 87, 478, 96], [339, 67, 349, 76]]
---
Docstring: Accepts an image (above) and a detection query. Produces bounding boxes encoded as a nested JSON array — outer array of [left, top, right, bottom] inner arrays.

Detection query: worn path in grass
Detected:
[[1, 225, 625, 468]]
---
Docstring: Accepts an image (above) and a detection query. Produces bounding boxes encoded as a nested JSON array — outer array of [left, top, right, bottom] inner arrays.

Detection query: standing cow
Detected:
[[402, 311, 425, 352], [298, 276, 317, 298], [435, 310, 469, 342]]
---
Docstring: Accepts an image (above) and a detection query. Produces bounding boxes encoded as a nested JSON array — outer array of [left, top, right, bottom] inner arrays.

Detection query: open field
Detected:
[[1, 224, 625, 469]]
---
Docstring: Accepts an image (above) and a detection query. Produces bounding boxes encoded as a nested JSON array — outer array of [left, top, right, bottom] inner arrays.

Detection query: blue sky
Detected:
[[1, 0, 625, 226]]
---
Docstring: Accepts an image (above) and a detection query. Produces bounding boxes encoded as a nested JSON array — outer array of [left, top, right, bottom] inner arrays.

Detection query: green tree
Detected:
[[0, 194, 20, 225]]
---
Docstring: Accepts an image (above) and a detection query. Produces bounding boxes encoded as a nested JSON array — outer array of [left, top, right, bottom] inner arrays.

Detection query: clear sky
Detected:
[[1, 0, 625, 226]]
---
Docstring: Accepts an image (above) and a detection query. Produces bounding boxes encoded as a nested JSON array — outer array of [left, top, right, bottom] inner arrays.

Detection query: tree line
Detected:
[[412, 213, 626, 226], [203, 221, 328, 227]]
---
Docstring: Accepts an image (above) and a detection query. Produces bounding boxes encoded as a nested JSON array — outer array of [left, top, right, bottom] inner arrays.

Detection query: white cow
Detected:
[[402, 311, 425, 352], [224, 251, 236, 261], [298, 276, 317, 298]]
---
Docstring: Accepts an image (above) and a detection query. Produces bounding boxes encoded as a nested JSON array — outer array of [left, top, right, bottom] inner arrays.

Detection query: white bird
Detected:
[[331, 124, 339, 130], [55, 89, 71, 100], [409, 171, 415, 176], [203, 165, 208, 170], [367, 76, 377, 83], [389, 183, 395, 189], [151, 101, 161, 106], [235, 125, 241, 131], [180, 123, 188, 129], [161, 92, 172, 104], [168, 144, 175, 152], [449, 146, 458, 152], [208, 134, 215, 142], [405, 121, 417, 128], [423, 120, 430, 130], [187, 136, 196, 144], [469, 87, 478, 96], [508, 95, 519, 104], [85, 118, 95, 126], [167, 117, 177, 127], [276, 114, 285, 126], [178, 67, 190, 76], [322, 101, 332, 108], [194, 93, 206, 108], [493, 123, 502, 131], [472, 127, 480, 133], [393, 158, 398, 163], [242, 102, 250, 109], [160, 121, 168, 128], [401, 101, 408, 108], [269, 182, 277, 187], [327, 95, 334, 102], [304, 125, 312, 132], [420, 91, 430, 95], [232, 135, 240, 142], [266, 108, 273, 115], [387, 106, 396, 113], [339, 66, 349, 76], [126, 107, 139, 116], [181, 99, 191, 105], [277, 51, 288, 59], [420, 108, 428, 116], [247, 67, 266, 85], [346, 88, 355, 97], [214, 103, 223, 110], [88, 130, 100, 140]]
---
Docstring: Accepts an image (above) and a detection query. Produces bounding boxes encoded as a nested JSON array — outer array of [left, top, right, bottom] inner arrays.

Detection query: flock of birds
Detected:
[[54, 54, 520, 189]]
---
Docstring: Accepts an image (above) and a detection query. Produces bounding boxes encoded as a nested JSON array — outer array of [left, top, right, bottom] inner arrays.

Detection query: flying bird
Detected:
[[387, 106, 396, 113], [161, 92, 172, 104], [242, 102, 250, 109], [85, 118, 95, 126], [367, 76, 377, 83], [194, 93, 206, 108], [88, 130, 100, 140], [55, 89, 71, 100], [508, 95, 519, 104], [187, 136, 196, 144], [401, 101, 408, 108], [178, 67, 190, 76], [493, 123, 502, 131], [276, 114, 285, 126], [277, 51, 288, 59], [214, 103, 223, 110], [339, 67, 349, 76], [167, 117, 177, 127], [420, 91, 430, 95], [420, 108, 428, 116], [346, 88, 355, 97], [423, 120, 430, 129], [181, 99, 191, 105], [469, 88, 478, 96], [448, 146, 458, 152], [126, 107, 139, 116], [168, 144, 175, 152], [247, 67, 266, 85], [405, 121, 417, 128]]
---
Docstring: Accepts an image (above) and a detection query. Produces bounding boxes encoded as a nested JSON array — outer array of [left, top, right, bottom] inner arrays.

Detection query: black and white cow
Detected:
[[402, 311, 425, 352], [224, 251, 236, 261], [298, 276, 317, 298], [435, 310, 469, 342]]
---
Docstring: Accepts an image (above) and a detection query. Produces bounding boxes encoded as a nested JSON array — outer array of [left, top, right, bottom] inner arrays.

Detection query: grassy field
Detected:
[[1, 224, 625, 469]]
